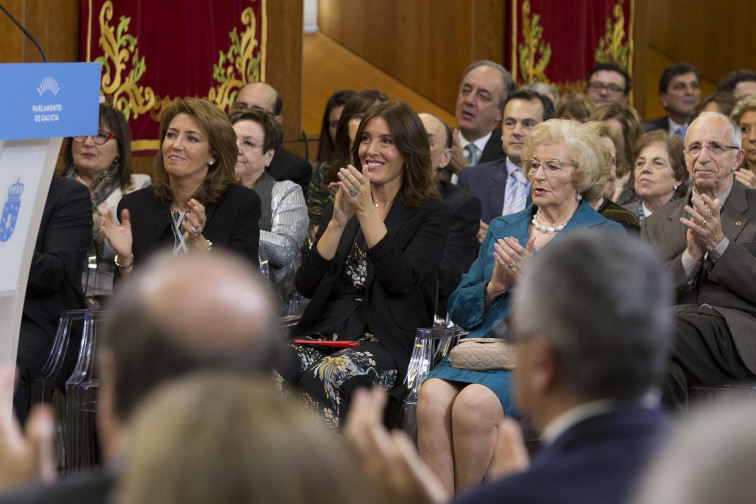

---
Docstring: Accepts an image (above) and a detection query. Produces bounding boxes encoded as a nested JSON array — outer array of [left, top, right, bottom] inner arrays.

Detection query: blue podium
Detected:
[[0, 63, 101, 412]]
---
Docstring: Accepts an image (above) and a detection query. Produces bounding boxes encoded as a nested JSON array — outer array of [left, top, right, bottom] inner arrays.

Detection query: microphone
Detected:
[[0, 2, 48, 62]]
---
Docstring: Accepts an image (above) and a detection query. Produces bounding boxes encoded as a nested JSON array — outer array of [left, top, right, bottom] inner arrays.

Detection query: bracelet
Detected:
[[206, 240, 213, 252], [114, 254, 134, 269]]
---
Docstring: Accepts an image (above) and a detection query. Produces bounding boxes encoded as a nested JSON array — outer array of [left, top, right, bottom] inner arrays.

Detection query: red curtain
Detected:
[[80, 0, 266, 153], [507, 0, 634, 98]]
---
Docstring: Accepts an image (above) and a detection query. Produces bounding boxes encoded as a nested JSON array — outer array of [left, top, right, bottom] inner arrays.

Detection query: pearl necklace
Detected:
[[531, 213, 565, 233]]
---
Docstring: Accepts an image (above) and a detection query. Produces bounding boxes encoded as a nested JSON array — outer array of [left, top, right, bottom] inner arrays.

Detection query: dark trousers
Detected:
[[14, 319, 53, 425], [663, 306, 755, 410]]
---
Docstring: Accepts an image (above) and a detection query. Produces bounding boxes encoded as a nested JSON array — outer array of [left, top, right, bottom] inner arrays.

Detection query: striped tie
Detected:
[[464, 144, 478, 165], [502, 169, 529, 215]]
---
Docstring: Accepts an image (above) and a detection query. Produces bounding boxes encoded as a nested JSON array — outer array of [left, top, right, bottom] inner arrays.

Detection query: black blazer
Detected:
[[478, 130, 506, 164], [267, 148, 312, 193], [293, 196, 452, 385], [117, 184, 261, 269], [458, 158, 532, 224], [437, 180, 481, 316], [22, 175, 91, 337]]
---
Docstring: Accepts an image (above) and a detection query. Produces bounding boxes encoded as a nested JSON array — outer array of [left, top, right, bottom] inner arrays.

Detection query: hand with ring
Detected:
[[183, 199, 210, 252], [680, 194, 725, 257], [487, 236, 536, 302], [337, 165, 373, 214]]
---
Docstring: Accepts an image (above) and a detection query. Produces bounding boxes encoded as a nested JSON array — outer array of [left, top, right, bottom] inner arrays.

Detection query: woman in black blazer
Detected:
[[102, 98, 260, 276], [282, 101, 451, 429]]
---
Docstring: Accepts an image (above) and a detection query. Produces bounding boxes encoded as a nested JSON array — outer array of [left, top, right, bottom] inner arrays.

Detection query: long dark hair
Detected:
[[315, 90, 355, 163], [350, 101, 440, 208], [332, 89, 389, 174]]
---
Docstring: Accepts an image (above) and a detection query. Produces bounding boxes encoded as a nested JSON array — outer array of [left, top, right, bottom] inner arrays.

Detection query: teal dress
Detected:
[[426, 202, 624, 415]]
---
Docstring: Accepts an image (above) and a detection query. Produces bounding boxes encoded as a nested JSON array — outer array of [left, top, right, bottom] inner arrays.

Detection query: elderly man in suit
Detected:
[[419, 113, 482, 317], [344, 232, 673, 504], [455, 61, 515, 166], [458, 89, 554, 243], [643, 63, 701, 140], [641, 111, 756, 409]]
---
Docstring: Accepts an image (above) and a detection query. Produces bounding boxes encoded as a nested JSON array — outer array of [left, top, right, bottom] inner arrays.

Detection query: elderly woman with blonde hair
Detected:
[[417, 119, 624, 494]]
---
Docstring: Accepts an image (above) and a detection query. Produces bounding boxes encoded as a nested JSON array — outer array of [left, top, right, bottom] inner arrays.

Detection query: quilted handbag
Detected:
[[448, 338, 516, 371]]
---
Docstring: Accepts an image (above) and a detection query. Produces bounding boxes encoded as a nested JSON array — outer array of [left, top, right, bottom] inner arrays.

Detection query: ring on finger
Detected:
[[349, 188, 358, 197], [700, 220, 707, 228], [193, 226, 202, 233], [507, 260, 517, 268]]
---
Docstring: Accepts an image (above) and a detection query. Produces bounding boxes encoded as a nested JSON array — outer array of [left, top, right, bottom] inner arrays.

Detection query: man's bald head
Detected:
[[419, 113, 453, 176], [233, 82, 283, 118], [101, 251, 282, 421]]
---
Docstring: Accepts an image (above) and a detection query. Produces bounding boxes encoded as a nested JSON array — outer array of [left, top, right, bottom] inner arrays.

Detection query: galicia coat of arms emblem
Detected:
[[0, 178, 24, 242]]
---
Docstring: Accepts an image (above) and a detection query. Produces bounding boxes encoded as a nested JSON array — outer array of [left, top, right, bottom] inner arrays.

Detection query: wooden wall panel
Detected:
[[265, 0, 306, 157], [632, 0, 649, 117], [0, 0, 78, 63], [649, 0, 756, 85], [319, 0, 505, 114]]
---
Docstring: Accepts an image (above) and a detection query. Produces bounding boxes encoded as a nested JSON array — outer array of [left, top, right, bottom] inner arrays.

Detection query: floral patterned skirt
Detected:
[[280, 333, 398, 430]]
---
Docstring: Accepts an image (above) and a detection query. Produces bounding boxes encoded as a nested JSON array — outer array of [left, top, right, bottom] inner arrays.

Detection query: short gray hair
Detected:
[[694, 111, 742, 147], [513, 231, 673, 401], [462, 60, 516, 108]]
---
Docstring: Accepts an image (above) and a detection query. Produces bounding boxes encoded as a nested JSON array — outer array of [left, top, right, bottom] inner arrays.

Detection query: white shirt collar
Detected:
[[667, 117, 687, 136], [541, 395, 659, 445], [506, 155, 523, 177], [459, 131, 494, 156]]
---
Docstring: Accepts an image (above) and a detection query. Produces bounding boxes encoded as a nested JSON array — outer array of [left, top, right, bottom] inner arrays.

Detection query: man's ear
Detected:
[[439, 148, 453, 169], [529, 336, 558, 393]]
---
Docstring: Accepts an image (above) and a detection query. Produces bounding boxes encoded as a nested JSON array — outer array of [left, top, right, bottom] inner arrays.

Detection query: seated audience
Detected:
[[229, 109, 308, 301], [102, 98, 260, 276], [622, 131, 687, 223], [281, 101, 451, 430], [633, 402, 756, 504], [62, 103, 150, 306], [417, 120, 623, 493], [555, 93, 594, 122], [14, 175, 92, 425], [0, 251, 281, 502], [640, 112, 756, 410], [306, 89, 389, 237], [717, 69, 756, 100], [584, 121, 640, 232], [590, 103, 644, 204], [586, 61, 632, 107], [315, 89, 355, 164], [455, 61, 516, 165], [419, 112, 482, 317], [120, 373, 382, 504], [691, 91, 738, 120], [643, 62, 701, 140], [232, 82, 312, 191], [730, 95, 756, 188], [459, 90, 554, 243], [346, 231, 673, 504]]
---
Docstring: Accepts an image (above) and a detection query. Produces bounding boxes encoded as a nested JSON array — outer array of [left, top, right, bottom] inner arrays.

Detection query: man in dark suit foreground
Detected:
[[641, 112, 756, 409], [0, 252, 282, 503], [344, 231, 673, 504], [419, 113, 481, 317]]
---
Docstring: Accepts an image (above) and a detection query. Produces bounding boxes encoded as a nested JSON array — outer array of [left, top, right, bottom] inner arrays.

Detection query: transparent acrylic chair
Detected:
[[401, 322, 466, 443], [65, 310, 105, 472], [30, 309, 89, 405]]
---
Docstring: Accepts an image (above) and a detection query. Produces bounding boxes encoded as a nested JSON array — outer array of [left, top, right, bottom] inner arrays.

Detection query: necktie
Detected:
[[674, 125, 688, 140], [464, 144, 478, 165], [502, 169, 528, 215]]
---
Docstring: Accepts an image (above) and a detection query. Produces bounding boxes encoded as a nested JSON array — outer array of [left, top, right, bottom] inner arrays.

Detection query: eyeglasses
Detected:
[[73, 130, 115, 145], [237, 139, 263, 153], [524, 158, 576, 177], [684, 141, 739, 156], [587, 82, 625, 94]]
